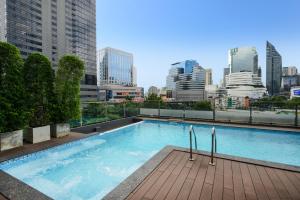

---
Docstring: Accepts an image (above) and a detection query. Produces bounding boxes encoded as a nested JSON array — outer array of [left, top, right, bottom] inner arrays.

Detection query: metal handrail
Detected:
[[209, 127, 217, 166], [189, 125, 198, 161]]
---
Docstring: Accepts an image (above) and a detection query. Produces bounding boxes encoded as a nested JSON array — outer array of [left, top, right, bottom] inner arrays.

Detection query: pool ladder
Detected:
[[189, 125, 198, 161], [209, 127, 217, 166], [189, 125, 217, 165]]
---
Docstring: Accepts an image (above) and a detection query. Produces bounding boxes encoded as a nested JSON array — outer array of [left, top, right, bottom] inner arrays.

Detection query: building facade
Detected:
[[266, 41, 282, 96], [223, 67, 230, 87], [166, 65, 184, 90], [228, 47, 258, 74], [226, 72, 267, 99], [97, 47, 143, 101], [175, 65, 206, 101], [282, 66, 298, 76], [148, 86, 159, 96], [0, 0, 97, 101], [98, 47, 134, 86], [205, 68, 213, 85]]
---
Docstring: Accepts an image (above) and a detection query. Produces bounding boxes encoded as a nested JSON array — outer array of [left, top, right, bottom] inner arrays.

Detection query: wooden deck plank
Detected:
[[247, 164, 269, 200], [187, 154, 203, 180], [128, 170, 163, 200], [157, 150, 180, 172], [188, 156, 210, 200], [126, 151, 300, 200], [152, 153, 189, 200], [239, 163, 257, 200], [265, 167, 291, 199], [176, 155, 203, 200], [211, 159, 224, 200], [199, 183, 213, 200], [274, 169, 300, 200], [176, 178, 194, 200], [223, 188, 235, 200], [232, 161, 246, 200], [165, 167, 191, 200], [285, 171, 300, 193], [256, 166, 281, 200], [223, 159, 233, 190], [205, 160, 216, 185]]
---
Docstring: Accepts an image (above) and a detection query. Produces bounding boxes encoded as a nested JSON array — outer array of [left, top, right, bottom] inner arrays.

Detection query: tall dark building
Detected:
[[266, 41, 282, 96], [0, 0, 97, 101]]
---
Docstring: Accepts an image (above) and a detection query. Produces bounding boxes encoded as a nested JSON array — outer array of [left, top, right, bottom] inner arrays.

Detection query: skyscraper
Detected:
[[166, 64, 184, 90], [98, 47, 134, 86], [97, 47, 143, 101], [205, 68, 213, 85], [0, 0, 97, 101], [223, 67, 230, 87], [266, 41, 282, 96], [228, 47, 258, 74]]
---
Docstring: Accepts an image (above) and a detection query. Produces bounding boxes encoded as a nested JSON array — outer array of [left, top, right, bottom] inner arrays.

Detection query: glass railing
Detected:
[[139, 100, 299, 127], [70, 102, 141, 128], [69, 100, 299, 128]]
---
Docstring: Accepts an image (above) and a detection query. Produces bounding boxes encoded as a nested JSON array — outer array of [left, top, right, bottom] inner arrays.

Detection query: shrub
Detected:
[[23, 53, 55, 127], [53, 55, 84, 123], [0, 42, 29, 133]]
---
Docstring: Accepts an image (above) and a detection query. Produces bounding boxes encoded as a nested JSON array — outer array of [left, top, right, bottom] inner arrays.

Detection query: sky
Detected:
[[96, 0, 300, 90]]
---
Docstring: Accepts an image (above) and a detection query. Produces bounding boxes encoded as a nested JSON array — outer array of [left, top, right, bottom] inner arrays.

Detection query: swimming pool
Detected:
[[1, 120, 300, 199]]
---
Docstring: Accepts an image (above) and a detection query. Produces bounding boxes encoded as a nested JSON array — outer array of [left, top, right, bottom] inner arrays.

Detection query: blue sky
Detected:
[[97, 0, 300, 90]]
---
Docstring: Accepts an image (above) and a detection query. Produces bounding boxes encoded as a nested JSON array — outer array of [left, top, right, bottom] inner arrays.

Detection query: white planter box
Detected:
[[0, 130, 23, 151], [51, 123, 70, 138], [24, 125, 50, 144]]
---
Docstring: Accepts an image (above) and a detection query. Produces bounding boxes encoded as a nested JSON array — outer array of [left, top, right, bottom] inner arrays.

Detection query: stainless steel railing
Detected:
[[189, 125, 198, 161], [209, 127, 217, 165]]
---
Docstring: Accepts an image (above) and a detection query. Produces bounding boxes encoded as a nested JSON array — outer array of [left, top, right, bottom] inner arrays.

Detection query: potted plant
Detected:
[[0, 42, 29, 151], [23, 53, 55, 143], [51, 55, 84, 138]]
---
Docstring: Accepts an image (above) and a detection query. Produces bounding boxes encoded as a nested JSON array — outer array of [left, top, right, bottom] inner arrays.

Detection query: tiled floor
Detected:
[[126, 150, 300, 200]]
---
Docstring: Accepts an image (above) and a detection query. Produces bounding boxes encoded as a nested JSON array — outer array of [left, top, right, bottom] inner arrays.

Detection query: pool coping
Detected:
[[103, 145, 300, 200]]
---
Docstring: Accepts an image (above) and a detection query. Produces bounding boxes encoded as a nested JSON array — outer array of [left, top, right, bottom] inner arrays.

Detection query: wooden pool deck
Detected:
[[124, 150, 300, 200]]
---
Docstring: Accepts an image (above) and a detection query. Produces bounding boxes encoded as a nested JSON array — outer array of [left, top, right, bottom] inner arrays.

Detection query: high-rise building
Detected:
[[97, 47, 143, 101], [132, 66, 137, 86], [0, 0, 97, 101], [148, 86, 159, 96], [226, 72, 267, 99], [166, 65, 184, 90], [171, 60, 199, 74], [205, 68, 213, 85], [223, 68, 230, 87], [228, 47, 258, 74], [282, 66, 298, 76], [175, 65, 206, 101], [282, 66, 299, 92], [98, 47, 134, 86], [266, 41, 282, 96]]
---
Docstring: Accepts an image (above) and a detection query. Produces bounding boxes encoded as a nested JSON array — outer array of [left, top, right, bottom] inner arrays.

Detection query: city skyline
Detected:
[[97, 0, 300, 90]]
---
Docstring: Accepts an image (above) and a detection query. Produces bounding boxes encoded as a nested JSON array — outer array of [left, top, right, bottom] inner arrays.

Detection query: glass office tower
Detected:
[[266, 41, 282, 96], [228, 47, 258, 74], [98, 47, 134, 86], [0, 0, 97, 101]]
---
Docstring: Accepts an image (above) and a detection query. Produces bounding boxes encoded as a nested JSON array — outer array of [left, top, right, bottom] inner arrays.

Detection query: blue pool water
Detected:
[[1, 120, 300, 199]]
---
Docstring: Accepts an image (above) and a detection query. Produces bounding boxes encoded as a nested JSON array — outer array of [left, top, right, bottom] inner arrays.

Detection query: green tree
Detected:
[[143, 94, 164, 108], [54, 55, 84, 123], [192, 101, 212, 111], [0, 42, 29, 133], [23, 53, 55, 127]]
